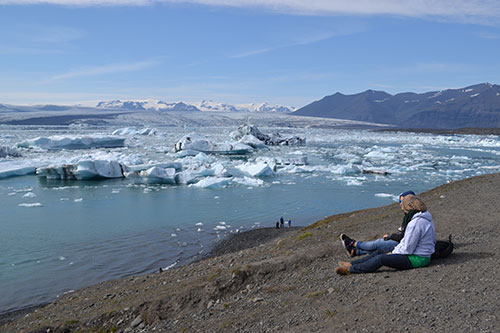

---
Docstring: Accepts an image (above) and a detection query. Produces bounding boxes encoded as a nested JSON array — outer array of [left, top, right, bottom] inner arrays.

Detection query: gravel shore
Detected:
[[2, 173, 499, 332]]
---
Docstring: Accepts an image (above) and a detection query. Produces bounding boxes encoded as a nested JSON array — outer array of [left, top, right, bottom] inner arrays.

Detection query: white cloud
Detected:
[[1, 1, 500, 22], [47, 59, 161, 81]]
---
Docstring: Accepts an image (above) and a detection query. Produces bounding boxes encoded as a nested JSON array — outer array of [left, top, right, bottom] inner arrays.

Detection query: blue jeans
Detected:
[[349, 253, 412, 274], [356, 238, 399, 255]]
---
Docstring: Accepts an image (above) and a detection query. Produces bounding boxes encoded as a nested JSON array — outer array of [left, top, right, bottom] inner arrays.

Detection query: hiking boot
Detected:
[[334, 265, 350, 275], [339, 234, 357, 257]]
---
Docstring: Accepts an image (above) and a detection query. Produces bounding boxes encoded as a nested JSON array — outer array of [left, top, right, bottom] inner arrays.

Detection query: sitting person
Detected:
[[335, 194, 436, 275], [339, 190, 415, 257]]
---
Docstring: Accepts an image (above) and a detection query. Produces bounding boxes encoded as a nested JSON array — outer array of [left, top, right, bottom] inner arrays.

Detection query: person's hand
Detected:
[[383, 234, 390, 240]]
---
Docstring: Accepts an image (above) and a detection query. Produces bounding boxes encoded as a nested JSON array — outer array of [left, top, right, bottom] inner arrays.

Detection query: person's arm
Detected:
[[387, 231, 403, 242], [392, 220, 422, 254]]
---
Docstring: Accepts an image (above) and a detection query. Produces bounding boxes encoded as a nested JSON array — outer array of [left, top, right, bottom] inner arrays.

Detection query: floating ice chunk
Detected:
[[112, 127, 158, 136], [83, 160, 126, 179], [191, 177, 231, 189], [0, 160, 37, 179], [329, 163, 360, 175], [23, 192, 36, 198], [214, 225, 227, 230], [174, 170, 201, 185], [125, 167, 176, 184], [230, 124, 305, 146], [74, 198, 83, 202], [174, 132, 254, 155], [195, 222, 203, 226], [232, 176, 265, 187], [275, 156, 308, 166], [18, 202, 43, 207], [51, 160, 126, 180], [238, 134, 267, 149], [375, 193, 397, 201], [0, 145, 22, 158], [18, 135, 125, 150], [236, 161, 274, 177], [174, 149, 200, 158], [128, 162, 182, 173]]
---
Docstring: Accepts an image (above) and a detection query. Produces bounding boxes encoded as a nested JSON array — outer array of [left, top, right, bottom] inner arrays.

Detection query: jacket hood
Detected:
[[413, 210, 432, 222]]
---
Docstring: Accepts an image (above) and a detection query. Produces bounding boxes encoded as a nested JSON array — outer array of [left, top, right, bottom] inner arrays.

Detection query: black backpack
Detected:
[[431, 234, 454, 259]]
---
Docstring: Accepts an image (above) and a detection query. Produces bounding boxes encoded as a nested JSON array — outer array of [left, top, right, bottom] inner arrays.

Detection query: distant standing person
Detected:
[[280, 216, 284, 228], [276, 220, 280, 229], [288, 220, 291, 227]]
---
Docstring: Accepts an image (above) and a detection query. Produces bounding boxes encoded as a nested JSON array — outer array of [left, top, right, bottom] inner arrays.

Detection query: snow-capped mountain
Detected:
[[96, 99, 200, 112], [96, 99, 295, 113]]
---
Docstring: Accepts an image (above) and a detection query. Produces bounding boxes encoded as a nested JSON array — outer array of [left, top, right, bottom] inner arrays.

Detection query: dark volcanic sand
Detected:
[[2, 173, 499, 332]]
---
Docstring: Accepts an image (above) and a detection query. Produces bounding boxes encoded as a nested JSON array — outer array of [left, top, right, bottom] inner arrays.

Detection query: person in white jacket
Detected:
[[335, 195, 436, 275]]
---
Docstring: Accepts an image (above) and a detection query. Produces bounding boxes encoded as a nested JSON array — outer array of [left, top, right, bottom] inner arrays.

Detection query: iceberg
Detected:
[[112, 127, 158, 136], [236, 161, 275, 177], [37, 160, 127, 180], [229, 124, 305, 146], [18, 135, 125, 150], [0, 145, 22, 158], [124, 166, 176, 184], [190, 177, 232, 189], [174, 133, 254, 155], [0, 160, 37, 179]]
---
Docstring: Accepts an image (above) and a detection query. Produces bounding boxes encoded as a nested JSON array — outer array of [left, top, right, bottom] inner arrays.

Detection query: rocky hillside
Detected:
[[294, 83, 500, 129], [1, 173, 499, 332]]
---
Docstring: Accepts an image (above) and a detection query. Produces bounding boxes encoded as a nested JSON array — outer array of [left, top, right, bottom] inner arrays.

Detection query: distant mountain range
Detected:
[[95, 99, 296, 113], [293, 83, 500, 128]]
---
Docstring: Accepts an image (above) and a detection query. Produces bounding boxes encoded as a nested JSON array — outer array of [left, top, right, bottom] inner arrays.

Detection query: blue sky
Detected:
[[1, 0, 500, 107]]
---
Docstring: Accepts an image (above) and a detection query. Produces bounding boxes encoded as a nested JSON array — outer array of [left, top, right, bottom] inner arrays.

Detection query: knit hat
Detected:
[[398, 190, 415, 203]]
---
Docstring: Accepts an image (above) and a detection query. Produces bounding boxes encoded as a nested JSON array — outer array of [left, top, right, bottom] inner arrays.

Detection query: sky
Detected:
[[1, 0, 500, 108]]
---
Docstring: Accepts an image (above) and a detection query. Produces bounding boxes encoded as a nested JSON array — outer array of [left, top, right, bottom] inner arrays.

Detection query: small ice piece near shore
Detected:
[[174, 133, 254, 155], [23, 192, 36, 198], [229, 124, 305, 146], [0, 145, 22, 158], [17, 135, 125, 150], [18, 202, 43, 207]]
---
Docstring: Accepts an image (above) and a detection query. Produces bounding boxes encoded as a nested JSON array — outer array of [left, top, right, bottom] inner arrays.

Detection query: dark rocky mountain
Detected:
[[294, 83, 500, 128]]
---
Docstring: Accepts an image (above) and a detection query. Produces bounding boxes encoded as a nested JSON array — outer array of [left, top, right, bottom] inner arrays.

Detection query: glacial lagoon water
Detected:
[[1, 125, 500, 314]]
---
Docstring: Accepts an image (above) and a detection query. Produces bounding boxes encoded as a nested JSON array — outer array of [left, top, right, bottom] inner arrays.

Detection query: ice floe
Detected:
[[112, 127, 158, 136], [125, 166, 176, 184], [236, 161, 275, 177], [18, 135, 125, 150], [18, 203, 43, 207], [0, 160, 37, 179], [37, 160, 127, 180], [0, 145, 22, 158], [174, 133, 254, 155], [190, 177, 232, 189], [229, 124, 305, 146]]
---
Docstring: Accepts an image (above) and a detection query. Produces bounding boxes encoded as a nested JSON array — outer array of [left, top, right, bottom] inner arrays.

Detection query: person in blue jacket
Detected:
[[335, 195, 436, 275]]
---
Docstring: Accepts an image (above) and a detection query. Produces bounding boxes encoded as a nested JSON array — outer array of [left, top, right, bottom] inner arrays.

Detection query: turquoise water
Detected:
[[1, 127, 500, 314]]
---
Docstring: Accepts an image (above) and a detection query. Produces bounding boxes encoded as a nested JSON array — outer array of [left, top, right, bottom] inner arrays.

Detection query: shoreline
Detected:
[[0, 226, 303, 325], [2, 172, 500, 332]]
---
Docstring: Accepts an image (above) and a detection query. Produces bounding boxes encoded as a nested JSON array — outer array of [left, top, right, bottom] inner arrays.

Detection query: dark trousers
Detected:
[[349, 253, 412, 274]]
